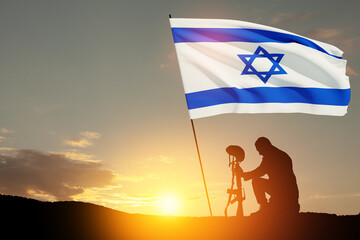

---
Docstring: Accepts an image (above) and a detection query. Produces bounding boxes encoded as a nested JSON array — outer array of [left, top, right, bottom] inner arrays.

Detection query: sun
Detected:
[[158, 194, 180, 215]]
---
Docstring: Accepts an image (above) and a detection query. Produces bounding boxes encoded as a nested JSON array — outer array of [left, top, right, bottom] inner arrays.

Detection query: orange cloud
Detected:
[[115, 173, 160, 183], [51, 151, 100, 163], [346, 66, 359, 77], [310, 193, 360, 199], [0, 147, 15, 151], [0, 149, 115, 201], [306, 28, 342, 40], [147, 155, 175, 164], [270, 12, 313, 25], [80, 131, 101, 139], [159, 51, 176, 70], [341, 37, 360, 52], [0, 128, 12, 134], [64, 138, 93, 148], [64, 131, 101, 148]]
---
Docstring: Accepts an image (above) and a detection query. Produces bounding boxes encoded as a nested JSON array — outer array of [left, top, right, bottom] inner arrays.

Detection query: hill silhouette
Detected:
[[1, 194, 359, 240]]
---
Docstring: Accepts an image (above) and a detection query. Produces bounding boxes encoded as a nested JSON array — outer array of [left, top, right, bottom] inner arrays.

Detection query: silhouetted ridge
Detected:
[[1, 194, 359, 240]]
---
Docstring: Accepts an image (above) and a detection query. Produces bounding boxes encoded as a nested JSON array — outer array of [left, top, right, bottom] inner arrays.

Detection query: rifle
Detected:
[[224, 145, 246, 217]]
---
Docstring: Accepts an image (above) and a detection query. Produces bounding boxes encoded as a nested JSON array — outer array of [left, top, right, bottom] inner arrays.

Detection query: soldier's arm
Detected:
[[242, 160, 266, 181]]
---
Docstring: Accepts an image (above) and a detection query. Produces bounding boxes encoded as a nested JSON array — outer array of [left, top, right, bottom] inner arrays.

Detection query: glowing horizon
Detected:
[[0, 0, 359, 217]]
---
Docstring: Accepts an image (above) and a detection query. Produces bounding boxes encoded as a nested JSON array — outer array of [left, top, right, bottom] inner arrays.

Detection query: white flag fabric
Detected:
[[170, 18, 350, 119]]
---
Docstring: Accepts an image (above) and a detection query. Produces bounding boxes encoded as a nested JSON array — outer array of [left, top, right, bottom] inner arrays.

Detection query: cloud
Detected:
[[115, 173, 160, 183], [0, 149, 115, 201], [147, 155, 175, 164], [0, 128, 12, 134], [75, 191, 158, 208], [64, 131, 101, 148], [341, 37, 360, 52], [270, 12, 313, 25], [159, 51, 176, 70], [305, 28, 342, 40], [304, 29, 360, 56], [0, 128, 12, 143], [64, 138, 93, 148], [0, 147, 15, 151], [80, 131, 101, 139], [192, 181, 227, 187], [159, 64, 168, 69], [186, 195, 202, 201], [346, 66, 359, 77], [309, 193, 360, 199], [110, 193, 158, 207], [50, 151, 100, 163]]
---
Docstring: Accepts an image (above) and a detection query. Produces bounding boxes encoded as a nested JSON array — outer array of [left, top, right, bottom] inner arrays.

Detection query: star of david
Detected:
[[237, 46, 287, 84]]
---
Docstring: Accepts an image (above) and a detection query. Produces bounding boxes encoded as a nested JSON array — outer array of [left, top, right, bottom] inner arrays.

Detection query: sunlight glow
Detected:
[[158, 194, 180, 215]]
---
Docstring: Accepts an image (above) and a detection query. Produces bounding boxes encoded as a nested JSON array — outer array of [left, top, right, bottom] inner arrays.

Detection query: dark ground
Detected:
[[0, 194, 359, 240]]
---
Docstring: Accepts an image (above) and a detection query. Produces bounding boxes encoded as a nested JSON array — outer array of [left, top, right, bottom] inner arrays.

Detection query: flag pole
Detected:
[[190, 119, 213, 216], [169, 13, 212, 217]]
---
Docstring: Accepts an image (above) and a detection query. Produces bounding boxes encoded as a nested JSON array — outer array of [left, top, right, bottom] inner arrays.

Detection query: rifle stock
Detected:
[[224, 153, 245, 217]]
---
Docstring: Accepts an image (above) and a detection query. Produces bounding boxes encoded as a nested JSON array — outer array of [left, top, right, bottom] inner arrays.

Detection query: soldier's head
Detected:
[[255, 137, 272, 156]]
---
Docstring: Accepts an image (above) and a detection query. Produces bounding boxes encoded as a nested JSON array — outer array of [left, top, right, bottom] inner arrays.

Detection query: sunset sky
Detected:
[[0, 0, 359, 217]]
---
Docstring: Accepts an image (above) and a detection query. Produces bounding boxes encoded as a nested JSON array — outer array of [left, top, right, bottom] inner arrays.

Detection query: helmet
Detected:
[[226, 145, 245, 162]]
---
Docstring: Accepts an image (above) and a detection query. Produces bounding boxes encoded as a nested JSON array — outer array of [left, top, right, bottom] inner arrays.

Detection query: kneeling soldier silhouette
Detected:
[[243, 137, 300, 216]]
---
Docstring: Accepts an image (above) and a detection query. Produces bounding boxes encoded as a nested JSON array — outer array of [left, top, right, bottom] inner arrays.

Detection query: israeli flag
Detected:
[[170, 18, 351, 119]]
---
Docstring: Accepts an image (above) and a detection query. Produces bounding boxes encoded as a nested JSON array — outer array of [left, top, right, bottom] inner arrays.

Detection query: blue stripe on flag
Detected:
[[185, 87, 351, 110], [172, 28, 342, 59]]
